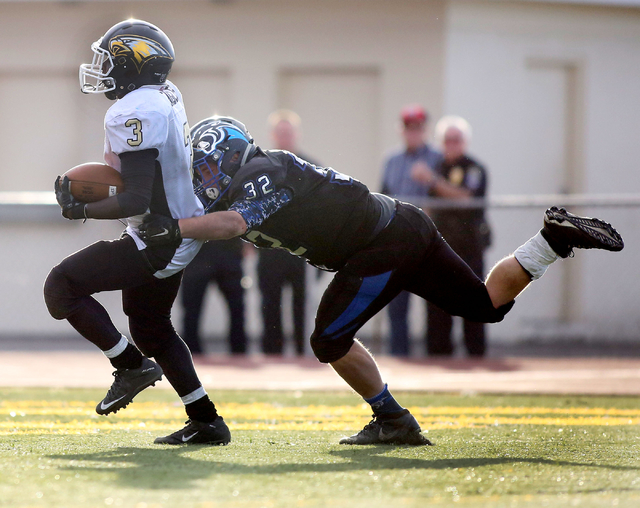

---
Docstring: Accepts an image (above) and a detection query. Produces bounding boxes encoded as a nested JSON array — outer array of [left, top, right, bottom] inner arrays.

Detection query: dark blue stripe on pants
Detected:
[[320, 270, 392, 338]]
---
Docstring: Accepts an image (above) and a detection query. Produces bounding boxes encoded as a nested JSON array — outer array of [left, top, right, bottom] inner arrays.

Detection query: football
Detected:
[[60, 162, 124, 203]]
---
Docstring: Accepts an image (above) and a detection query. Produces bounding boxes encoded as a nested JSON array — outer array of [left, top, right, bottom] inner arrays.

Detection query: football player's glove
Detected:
[[55, 175, 87, 220], [139, 213, 182, 246]]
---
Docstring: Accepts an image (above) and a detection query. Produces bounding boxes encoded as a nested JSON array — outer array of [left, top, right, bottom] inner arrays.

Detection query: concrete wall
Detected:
[[1, 0, 638, 351], [0, 0, 446, 191], [437, 0, 640, 342], [0, 0, 446, 346]]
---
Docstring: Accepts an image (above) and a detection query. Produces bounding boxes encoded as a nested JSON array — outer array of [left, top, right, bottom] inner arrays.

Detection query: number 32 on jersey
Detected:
[[243, 175, 274, 199]]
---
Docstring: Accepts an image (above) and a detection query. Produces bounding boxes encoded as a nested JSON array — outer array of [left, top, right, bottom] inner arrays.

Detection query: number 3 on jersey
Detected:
[[125, 118, 143, 147]]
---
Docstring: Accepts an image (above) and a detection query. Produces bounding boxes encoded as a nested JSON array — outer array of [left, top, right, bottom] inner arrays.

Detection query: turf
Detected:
[[0, 388, 639, 507]]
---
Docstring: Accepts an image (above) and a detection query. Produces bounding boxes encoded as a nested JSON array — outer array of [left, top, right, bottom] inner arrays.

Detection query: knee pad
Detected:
[[43, 266, 78, 320], [310, 331, 354, 364]]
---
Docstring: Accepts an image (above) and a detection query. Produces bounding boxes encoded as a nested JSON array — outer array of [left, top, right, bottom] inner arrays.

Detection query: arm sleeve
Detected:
[[228, 188, 293, 230], [85, 149, 157, 219]]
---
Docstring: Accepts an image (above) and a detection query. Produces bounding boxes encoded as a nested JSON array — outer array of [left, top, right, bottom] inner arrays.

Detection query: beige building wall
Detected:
[[0, 0, 446, 191], [0, 0, 447, 340], [440, 0, 640, 341], [0, 0, 637, 348]]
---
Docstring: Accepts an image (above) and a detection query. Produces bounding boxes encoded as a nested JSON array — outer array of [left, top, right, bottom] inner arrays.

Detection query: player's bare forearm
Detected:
[[178, 211, 247, 240]]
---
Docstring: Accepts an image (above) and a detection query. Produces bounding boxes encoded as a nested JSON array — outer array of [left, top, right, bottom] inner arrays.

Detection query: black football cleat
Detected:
[[154, 417, 231, 445], [541, 206, 624, 258], [339, 410, 433, 446], [96, 357, 163, 415]]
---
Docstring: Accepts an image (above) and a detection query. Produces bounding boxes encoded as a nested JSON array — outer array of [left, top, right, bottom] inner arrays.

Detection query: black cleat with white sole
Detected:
[[339, 409, 433, 446], [96, 357, 163, 415], [154, 416, 231, 445], [541, 206, 624, 258]]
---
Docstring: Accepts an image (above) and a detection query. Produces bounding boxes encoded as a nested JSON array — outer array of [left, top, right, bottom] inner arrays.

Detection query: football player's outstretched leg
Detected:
[[485, 206, 624, 308], [334, 206, 623, 446]]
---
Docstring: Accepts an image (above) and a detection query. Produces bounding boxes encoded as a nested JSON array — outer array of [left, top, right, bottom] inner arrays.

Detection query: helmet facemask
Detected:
[[193, 154, 233, 212], [79, 41, 116, 96], [190, 116, 256, 212]]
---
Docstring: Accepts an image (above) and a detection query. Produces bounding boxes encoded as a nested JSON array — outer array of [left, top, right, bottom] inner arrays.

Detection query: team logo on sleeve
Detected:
[[109, 35, 174, 73]]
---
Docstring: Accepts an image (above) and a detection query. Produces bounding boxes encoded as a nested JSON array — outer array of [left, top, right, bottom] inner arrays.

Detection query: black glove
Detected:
[[55, 175, 87, 220], [139, 213, 182, 246]]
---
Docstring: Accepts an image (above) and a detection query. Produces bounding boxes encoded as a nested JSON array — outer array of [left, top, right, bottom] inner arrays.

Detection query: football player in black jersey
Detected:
[[140, 116, 624, 446]]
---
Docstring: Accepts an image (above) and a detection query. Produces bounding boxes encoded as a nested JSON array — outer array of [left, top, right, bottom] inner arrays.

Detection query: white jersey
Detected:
[[103, 80, 203, 278]]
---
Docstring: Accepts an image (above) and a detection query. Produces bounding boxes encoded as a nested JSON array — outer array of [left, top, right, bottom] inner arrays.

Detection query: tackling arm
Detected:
[[139, 210, 247, 246], [179, 211, 248, 240], [140, 188, 291, 245], [179, 187, 292, 240]]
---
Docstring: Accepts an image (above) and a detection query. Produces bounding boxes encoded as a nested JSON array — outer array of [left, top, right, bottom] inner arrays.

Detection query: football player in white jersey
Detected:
[[44, 19, 230, 445]]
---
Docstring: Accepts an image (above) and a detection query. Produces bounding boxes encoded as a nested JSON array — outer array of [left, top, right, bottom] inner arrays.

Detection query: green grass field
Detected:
[[1, 387, 639, 508]]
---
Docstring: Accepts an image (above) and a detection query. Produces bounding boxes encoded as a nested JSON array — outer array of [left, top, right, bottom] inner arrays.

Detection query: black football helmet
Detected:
[[80, 19, 174, 100], [191, 116, 257, 212]]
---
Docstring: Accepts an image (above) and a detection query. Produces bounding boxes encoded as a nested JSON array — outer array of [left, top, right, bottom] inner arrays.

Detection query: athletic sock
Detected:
[[513, 230, 559, 280], [104, 336, 143, 370], [365, 384, 404, 416], [183, 387, 218, 422]]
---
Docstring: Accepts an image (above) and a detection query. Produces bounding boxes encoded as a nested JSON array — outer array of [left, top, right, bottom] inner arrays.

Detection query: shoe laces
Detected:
[[359, 415, 382, 434], [167, 420, 194, 437], [104, 370, 127, 398]]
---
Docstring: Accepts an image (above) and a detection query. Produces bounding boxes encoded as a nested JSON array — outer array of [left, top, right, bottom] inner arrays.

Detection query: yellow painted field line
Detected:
[[0, 414, 637, 435], [2, 401, 640, 417], [1, 401, 638, 435]]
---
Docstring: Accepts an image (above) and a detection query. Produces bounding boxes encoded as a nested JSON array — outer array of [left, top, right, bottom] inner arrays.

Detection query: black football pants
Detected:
[[310, 204, 513, 363], [43, 234, 203, 397], [426, 244, 486, 357]]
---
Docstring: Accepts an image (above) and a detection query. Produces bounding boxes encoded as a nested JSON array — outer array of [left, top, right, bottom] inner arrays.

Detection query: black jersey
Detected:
[[429, 155, 490, 250], [216, 149, 383, 271]]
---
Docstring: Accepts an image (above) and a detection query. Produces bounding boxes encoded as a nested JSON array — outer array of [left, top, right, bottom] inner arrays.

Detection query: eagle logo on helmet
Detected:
[[109, 35, 173, 73]]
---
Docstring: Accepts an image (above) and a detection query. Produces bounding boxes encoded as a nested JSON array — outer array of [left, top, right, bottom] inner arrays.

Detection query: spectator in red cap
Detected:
[[380, 104, 443, 356], [401, 104, 427, 124]]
